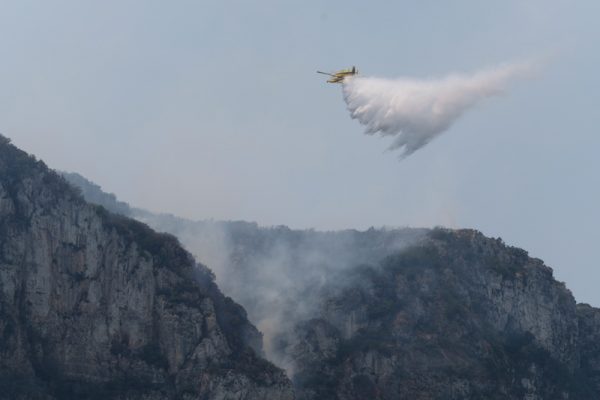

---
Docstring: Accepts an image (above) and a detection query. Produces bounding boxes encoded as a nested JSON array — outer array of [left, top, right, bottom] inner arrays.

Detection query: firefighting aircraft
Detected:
[[316, 66, 358, 83]]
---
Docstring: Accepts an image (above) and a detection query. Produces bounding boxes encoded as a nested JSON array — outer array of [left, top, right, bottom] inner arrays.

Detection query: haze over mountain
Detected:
[[61, 168, 600, 399]]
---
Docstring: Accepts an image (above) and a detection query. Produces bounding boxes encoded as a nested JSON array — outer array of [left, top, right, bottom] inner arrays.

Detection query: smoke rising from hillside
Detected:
[[132, 211, 426, 371], [61, 172, 429, 372], [342, 61, 536, 158]]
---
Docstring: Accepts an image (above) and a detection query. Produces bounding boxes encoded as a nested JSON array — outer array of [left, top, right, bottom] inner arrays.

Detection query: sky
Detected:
[[0, 1, 599, 304]]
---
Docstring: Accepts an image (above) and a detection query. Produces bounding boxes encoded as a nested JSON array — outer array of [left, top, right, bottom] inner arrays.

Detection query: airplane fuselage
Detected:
[[317, 66, 358, 83]]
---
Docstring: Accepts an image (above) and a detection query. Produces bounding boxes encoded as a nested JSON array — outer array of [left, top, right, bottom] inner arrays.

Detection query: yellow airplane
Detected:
[[316, 66, 358, 83]]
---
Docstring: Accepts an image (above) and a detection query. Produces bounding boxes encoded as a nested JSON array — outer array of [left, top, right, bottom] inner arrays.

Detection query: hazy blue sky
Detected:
[[1, 1, 599, 304]]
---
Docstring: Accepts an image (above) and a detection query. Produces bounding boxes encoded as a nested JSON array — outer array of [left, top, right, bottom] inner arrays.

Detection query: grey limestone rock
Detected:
[[0, 136, 293, 400]]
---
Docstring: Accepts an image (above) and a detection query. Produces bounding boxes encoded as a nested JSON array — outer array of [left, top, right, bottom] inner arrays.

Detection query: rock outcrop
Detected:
[[577, 303, 600, 395], [276, 229, 595, 399], [0, 136, 293, 399]]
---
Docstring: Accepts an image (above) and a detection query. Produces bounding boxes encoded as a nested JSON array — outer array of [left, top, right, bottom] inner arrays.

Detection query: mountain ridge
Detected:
[[0, 135, 293, 399], [62, 168, 600, 399]]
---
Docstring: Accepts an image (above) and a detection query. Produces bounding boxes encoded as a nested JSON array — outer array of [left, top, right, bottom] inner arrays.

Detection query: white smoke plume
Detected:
[[342, 61, 536, 158]]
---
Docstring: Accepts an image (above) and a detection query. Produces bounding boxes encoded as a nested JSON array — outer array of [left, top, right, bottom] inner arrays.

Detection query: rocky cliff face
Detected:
[[576, 303, 600, 395], [62, 168, 600, 399], [0, 136, 293, 399], [274, 229, 599, 400]]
